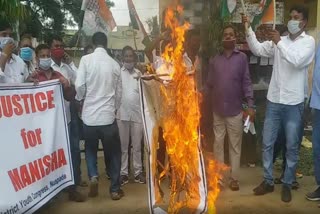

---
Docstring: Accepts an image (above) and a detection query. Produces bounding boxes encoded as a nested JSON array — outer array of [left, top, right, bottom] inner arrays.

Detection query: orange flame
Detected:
[[158, 3, 225, 214]]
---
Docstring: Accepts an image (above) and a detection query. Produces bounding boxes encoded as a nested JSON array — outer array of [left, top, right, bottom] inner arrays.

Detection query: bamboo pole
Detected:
[[240, 0, 249, 31], [273, 0, 276, 30]]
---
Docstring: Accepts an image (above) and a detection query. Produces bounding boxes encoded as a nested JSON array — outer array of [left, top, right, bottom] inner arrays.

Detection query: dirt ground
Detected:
[[36, 157, 320, 214]]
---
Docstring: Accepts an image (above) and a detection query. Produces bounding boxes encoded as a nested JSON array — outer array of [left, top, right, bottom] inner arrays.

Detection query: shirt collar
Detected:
[[121, 66, 138, 73], [51, 59, 67, 68], [286, 31, 306, 41], [94, 47, 107, 53], [221, 49, 240, 57]]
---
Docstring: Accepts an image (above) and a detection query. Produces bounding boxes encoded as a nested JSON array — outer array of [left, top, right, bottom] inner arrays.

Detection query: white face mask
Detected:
[[39, 58, 52, 70], [0, 37, 14, 50], [123, 62, 135, 71], [287, 20, 302, 35]]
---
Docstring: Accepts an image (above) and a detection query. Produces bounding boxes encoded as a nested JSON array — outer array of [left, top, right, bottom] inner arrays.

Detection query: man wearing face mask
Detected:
[[29, 44, 75, 101], [27, 44, 85, 202], [117, 46, 145, 186], [206, 25, 254, 192], [0, 19, 29, 83], [243, 5, 315, 202], [19, 34, 36, 74], [48, 35, 85, 199]]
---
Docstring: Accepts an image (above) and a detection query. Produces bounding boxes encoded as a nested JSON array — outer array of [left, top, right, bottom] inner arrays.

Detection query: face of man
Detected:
[[222, 27, 236, 50], [19, 38, 34, 62], [51, 39, 64, 49], [289, 10, 306, 29], [20, 38, 32, 48], [287, 10, 307, 35], [50, 39, 65, 61], [37, 49, 50, 59], [37, 48, 52, 71], [0, 28, 14, 51], [223, 27, 236, 41], [123, 50, 134, 64], [0, 28, 13, 38]]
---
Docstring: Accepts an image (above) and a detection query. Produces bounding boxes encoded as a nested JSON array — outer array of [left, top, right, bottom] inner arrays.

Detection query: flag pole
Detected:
[[240, 0, 249, 31], [273, 0, 276, 30]]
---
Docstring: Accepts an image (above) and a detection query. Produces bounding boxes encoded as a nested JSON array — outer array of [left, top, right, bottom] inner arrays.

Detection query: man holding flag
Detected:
[[127, 0, 151, 47], [242, 5, 315, 203]]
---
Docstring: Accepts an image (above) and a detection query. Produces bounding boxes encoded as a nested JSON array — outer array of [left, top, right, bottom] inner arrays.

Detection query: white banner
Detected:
[[0, 80, 74, 214], [139, 79, 207, 214]]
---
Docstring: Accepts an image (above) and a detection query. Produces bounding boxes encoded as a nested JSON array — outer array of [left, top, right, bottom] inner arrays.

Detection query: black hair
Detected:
[[19, 34, 32, 46], [47, 35, 63, 47], [0, 18, 12, 32], [122, 45, 135, 56], [84, 44, 93, 54], [35, 44, 50, 56], [223, 24, 237, 34], [290, 5, 309, 21], [92, 32, 108, 47]]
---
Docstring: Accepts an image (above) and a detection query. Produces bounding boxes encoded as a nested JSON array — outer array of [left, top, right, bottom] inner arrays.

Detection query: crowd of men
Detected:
[[0, 3, 319, 209]]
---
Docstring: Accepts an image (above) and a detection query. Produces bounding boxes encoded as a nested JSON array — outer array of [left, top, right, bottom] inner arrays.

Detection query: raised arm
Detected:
[[242, 15, 274, 58]]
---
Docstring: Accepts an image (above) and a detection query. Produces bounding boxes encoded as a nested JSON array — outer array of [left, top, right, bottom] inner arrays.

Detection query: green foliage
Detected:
[[2, 0, 114, 41], [0, 0, 28, 22]]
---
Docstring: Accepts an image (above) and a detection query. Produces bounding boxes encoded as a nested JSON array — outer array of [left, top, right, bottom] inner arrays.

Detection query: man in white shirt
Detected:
[[243, 5, 315, 202], [48, 35, 85, 202], [0, 19, 29, 83], [75, 32, 123, 200], [117, 46, 145, 186]]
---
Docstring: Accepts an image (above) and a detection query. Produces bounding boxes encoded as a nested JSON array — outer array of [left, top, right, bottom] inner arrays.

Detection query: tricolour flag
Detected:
[[127, 0, 151, 47], [221, 0, 237, 19], [81, 0, 116, 36], [252, 0, 275, 29]]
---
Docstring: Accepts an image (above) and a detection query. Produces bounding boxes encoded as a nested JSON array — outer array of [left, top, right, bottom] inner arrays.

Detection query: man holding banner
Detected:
[[243, 5, 315, 202], [0, 74, 76, 212]]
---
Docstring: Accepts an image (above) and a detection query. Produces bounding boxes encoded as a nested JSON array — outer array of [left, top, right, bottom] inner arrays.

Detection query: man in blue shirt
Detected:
[[307, 44, 320, 205]]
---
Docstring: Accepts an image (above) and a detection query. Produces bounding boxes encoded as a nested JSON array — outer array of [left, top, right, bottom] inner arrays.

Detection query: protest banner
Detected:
[[0, 80, 74, 214]]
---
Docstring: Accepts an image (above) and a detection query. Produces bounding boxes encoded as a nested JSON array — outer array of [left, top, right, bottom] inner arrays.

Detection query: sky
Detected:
[[110, 0, 159, 31]]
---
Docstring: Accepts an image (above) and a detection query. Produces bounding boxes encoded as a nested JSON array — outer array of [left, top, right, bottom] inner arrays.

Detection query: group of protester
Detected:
[[0, 19, 146, 202], [207, 5, 320, 205], [0, 3, 320, 209]]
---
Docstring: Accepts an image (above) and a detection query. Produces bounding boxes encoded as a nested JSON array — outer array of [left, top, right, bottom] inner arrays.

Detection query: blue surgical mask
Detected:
[[287, 20, 301, 35], [0, 37, 14, 50], [39, 58, 52, 70], [20, 47, 33, 62]]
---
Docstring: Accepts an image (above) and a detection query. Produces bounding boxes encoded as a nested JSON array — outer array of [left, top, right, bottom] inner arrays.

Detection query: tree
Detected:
[[0, 0, 28, 22], [18, 0, 114, 41]]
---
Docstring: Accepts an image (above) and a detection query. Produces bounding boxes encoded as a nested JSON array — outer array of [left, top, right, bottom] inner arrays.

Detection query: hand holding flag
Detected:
[[127, 0, 151, 47]]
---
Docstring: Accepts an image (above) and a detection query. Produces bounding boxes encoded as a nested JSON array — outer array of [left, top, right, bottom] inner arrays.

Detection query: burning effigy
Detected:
[[139, 3, 224, 214]]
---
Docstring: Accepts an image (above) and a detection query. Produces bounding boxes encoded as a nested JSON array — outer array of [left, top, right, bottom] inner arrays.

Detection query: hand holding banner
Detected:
[[0, 81, 74, 214]]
